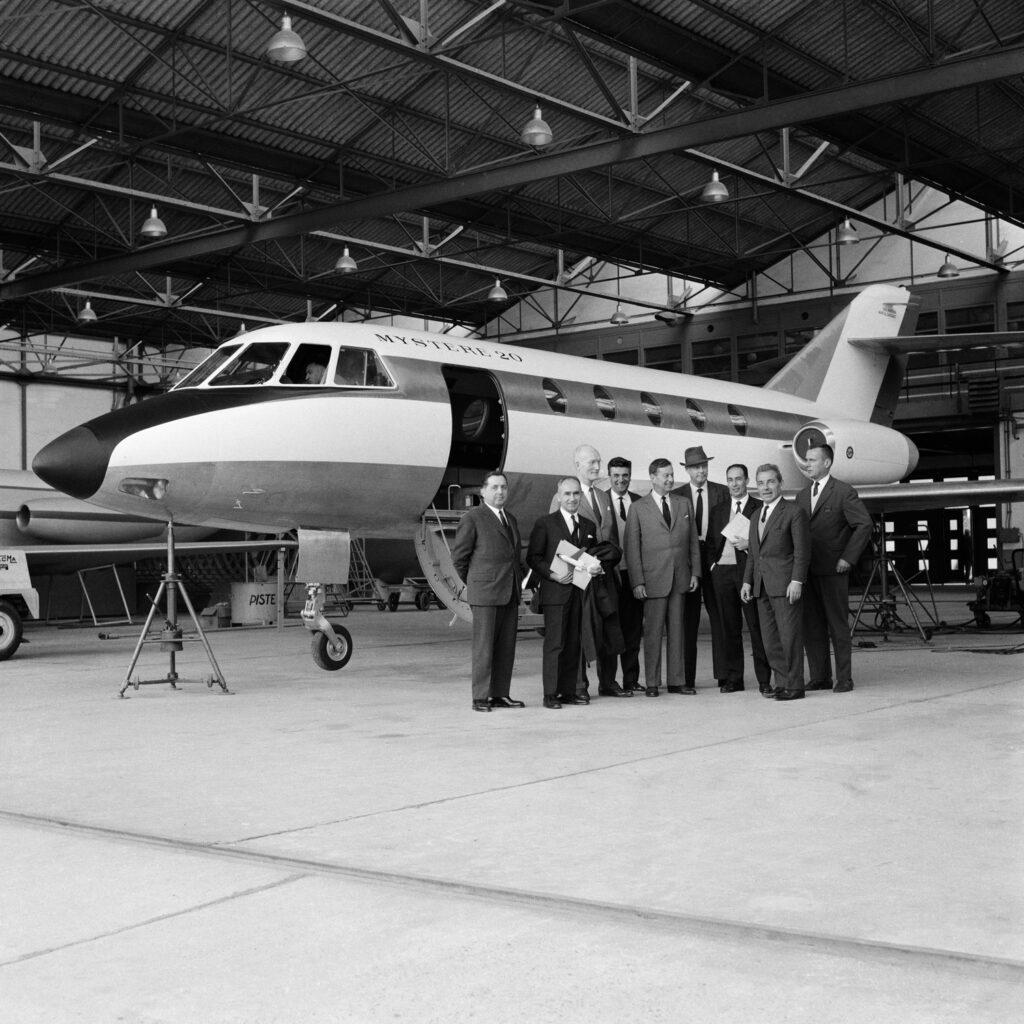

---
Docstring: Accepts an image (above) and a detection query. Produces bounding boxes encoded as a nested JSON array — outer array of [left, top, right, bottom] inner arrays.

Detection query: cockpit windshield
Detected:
[[207, 342, 291, 387], [173, 339, 396, 390], [174, 344, 242, 389]]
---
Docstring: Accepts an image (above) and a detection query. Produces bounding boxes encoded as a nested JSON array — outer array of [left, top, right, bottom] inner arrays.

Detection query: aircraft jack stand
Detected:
[[118, 521, 231, 697]]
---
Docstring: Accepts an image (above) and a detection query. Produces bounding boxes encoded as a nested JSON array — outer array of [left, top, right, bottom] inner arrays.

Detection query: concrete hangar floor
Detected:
[[1, 600, 1021, 1023]]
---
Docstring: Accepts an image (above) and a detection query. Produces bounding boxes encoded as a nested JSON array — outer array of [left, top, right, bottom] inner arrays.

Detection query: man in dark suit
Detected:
[[624, 458, 700, 696], [528, 476, 600, 708], [673, 445, 729, 692], [549, 444, 627, 698], [707, 463, 772, 694], [796, 442, 873, 694], [741, 463, 811, 701], [604, 456, 643, 693], [451, 471, 526, 712]]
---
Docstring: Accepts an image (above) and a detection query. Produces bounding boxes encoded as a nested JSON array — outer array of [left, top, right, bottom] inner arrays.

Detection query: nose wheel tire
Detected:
[[0, 600, 24, 661], [311, 623, 353, 670]]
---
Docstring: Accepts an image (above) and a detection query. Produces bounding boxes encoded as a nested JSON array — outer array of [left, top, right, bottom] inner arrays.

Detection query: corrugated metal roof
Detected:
[[0, 0, 1021, 344]]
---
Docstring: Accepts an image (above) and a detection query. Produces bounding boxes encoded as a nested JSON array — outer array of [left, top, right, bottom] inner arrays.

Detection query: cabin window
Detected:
[[284, 344, 333, 385], [175, 344, 242, 388], [728, 404, 747, 435], [594, 386, 616, 420], [207, 342, 291, 386], [685, 398, 706, 431], [543, 379, 567, 414], [335, 347, 394, 387], [641, 392, 662, 427]]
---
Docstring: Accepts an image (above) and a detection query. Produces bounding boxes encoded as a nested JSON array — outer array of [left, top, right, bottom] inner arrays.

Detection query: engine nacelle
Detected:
[[792, 420, 918, 484], [16, 497, 211, 544]]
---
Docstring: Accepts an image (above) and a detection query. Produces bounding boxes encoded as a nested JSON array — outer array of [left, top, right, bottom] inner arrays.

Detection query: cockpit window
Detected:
[[174, 344, 242, 389], [283, 344, 333, 385], [207, 342, 291, 387], [335, 347, 393, 388]]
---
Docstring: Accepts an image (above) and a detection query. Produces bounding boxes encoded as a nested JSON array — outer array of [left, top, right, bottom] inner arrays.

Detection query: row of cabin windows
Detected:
[[541, 378, 748, 435]]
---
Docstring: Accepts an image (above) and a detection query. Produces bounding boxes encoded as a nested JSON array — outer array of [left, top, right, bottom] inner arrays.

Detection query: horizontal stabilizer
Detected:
[[854, 478, 1024, 513], [849, 331, 1024, 355]]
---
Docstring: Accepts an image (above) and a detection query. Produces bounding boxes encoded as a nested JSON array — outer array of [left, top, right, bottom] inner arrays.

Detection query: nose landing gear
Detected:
[[301, 583, 354, 670]]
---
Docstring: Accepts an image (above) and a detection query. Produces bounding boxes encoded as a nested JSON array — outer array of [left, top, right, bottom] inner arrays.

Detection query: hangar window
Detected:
[[543, 379, 567, 414], [594, 386, 616, 420], [692, 338, 731, 380], [641, 392, 662, 427], [644, 344, 681, 373], [175, 344, 242, 389], [334, 347, 394, 388], [728, 405, 747, 435], [685, 398, 706, 431], [208, 342, 291, 386]]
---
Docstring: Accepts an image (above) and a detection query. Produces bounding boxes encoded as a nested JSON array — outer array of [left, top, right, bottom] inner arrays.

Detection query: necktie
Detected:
[[735, 501, 741, 517], [499, 510, 511, 537], [571, 514, 579, 544], [812, 481, 819, 497], [619, 497, 627, 522], [695, 487, 704, 540], [661, 497, 671, 527], [590, 487, 602, 525], [759, 506, 768, 539]]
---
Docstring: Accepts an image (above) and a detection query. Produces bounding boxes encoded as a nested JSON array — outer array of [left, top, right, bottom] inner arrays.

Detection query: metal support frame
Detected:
[[118, 520, 230, 697], [850, 521, 940, 642], [76, 563, 133, 627]]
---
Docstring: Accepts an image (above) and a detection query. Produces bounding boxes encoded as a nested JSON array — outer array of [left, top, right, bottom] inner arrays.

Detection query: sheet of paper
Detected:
[[721, 513, 751, 546]]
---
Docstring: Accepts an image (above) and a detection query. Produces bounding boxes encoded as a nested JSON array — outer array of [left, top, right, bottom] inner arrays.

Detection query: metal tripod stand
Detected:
[[118, 520, 231, 697], [850, 520, 939, 642]]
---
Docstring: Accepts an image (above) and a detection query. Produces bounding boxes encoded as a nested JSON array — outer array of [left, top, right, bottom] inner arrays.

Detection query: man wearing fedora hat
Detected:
[[672, 445, 729, 693]]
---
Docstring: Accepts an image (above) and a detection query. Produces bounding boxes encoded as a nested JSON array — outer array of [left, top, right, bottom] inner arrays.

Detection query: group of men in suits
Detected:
[[451, 437, 872, 710]]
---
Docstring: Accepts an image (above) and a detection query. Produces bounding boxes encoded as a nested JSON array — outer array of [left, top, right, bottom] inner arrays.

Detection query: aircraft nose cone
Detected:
[[32, 425, 111, 499]]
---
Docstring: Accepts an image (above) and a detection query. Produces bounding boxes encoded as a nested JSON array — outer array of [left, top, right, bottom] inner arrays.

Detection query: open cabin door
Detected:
[[415, 367, 508, 621]]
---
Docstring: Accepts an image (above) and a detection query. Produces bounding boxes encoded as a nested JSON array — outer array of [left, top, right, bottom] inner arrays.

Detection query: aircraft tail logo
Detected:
[[765, 284, 917, 425]]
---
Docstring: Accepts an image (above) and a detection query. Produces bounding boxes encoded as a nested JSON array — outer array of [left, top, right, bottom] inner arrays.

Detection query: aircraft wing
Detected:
[[18, 538, 297, 573], [855, 479, 1024, 513]]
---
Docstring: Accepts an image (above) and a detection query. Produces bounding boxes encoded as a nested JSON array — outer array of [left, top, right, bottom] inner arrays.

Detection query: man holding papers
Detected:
[[707, 463, 772, 694], [527, 477, 601, 708]]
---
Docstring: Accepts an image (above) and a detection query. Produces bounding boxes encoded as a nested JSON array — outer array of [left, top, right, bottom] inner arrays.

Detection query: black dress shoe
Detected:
[[775, 689, 805, 701], [560, 694, 590, 705], [623, 682, 643, 692], [543, 695, 562, 709], [719, 683, 745, 693], [759, 685, 778, 698], [806, 679, 833, 691], [490, 696, 526, 708], [833, 682, 854, 693], [667, 685, 683, 694], [598, 686, 631, 697], [645, 687, 659, 697], [680, 686, 697, 695], [472, 699, 492, 712]]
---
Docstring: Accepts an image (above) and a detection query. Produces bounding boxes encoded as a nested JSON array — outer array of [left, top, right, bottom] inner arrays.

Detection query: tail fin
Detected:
[[765, 285, 917, 425]]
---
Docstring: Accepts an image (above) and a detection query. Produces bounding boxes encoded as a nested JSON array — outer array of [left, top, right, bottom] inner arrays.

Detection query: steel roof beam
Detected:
[[4, 43, 1024, 301]]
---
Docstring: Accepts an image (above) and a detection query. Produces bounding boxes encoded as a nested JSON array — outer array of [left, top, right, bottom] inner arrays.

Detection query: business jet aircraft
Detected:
[[29, 283, 1024, 668]]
